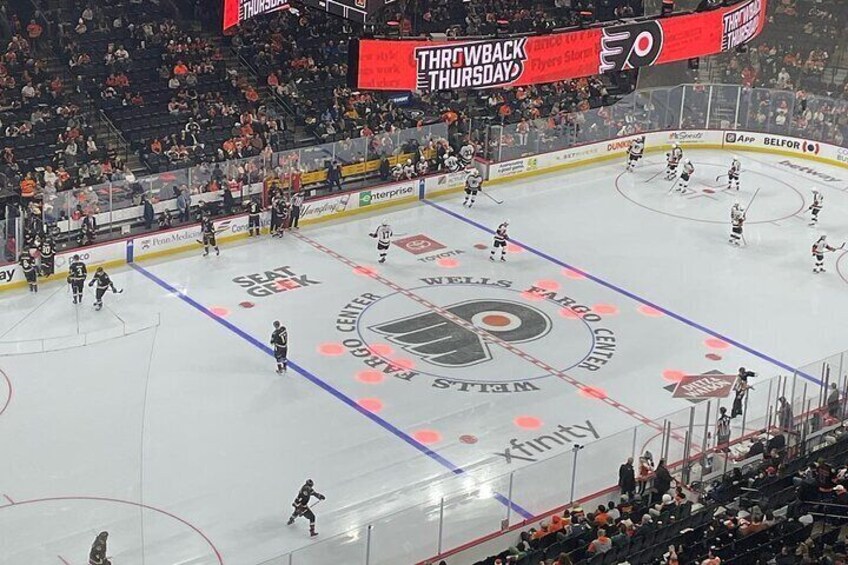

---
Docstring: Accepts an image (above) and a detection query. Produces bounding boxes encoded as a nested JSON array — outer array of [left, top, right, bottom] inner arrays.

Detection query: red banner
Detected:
[[351, 0, 766, 91]]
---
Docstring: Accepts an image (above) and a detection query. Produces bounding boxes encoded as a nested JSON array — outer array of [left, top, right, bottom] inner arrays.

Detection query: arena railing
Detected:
[[485, 84, 848, 163], [2, 123, 449, 260]]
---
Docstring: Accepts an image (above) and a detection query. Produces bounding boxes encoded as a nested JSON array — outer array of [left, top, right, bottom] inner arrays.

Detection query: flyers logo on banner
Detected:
[[599, 21, 663, 73]]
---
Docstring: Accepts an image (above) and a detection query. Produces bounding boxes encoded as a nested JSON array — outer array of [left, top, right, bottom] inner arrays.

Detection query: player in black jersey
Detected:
[[88, 267, 120, 310], [248, 198, 261, 237], [287, 479, 325, 536], [89, 531, 110, 565], [78, 212, 97, 246], [68, 255, 88, 304], [40, 234, 55, 276], [19, 253, 37, 292], [270, 321, 288, 373], [201, 216, 220, 256]]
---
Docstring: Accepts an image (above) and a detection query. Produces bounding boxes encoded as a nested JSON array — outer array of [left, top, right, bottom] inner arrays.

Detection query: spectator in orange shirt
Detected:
[[594, 505, 610, 527], [244, 87, 259, 104], [173, 61, 189, 76], [27, 20, 43, 52], [587, 529, 612, 554]]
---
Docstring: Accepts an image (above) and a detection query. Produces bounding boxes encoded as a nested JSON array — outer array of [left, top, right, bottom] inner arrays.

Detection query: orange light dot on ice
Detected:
[[413, 430, 442, 444], [437, 257, 460, 268], [514, 416, 543, 429], [535, 279, 560, 291], [593, 304, 619, 315], [562, 268, 586, 280], [521, 291, 545, 301], [662, 370, 686, 383], [704, 338, 731, 350], [506, 243, 523, 253], [559, 308, 580, 319], [357, 398, 383, 413], [210, 306, 230, 317], [580, 386, 608, 400], [318, 343, 345, 356], [392, 358, 415, 370], [368, 343, 393, 356], [356, 370, 384, 384], [637, 305, 663, 317]]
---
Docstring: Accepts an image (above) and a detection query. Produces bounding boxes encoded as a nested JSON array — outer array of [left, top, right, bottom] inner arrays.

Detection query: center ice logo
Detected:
[[370, 299, 551, 368]]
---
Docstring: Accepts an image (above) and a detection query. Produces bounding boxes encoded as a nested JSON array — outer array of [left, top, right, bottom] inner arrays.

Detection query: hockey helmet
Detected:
[[503, 219, 510, 225], [274, 320, 281, 328], [96, 267, 104, 273], [672, 143, 680, 149], [72, 254, 80, 261], [820, 234, 827, 241], [381, 218, 388, 226], [305, 479, 314, 487]]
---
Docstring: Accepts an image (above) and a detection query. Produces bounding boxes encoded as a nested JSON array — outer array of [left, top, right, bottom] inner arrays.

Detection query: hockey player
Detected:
[[727, 158, 741, 191], [626, 136, 645, 172], [88, 267, 119, 310], [201, 215, 220, 256], [490, 220, 509, 262], [68, 254, 88, 304], [444, 153, 460, 173], [391, 160, 404, 181], [812, 235, 842, 273], [78, 211, 97, 246], [19, 253, 37, 293], [271, 195, 289, 238], [290, 191, 304, 229], [89, 531, 111, 565], [369, 219, 393, 264], [415, 157, 429, 177], [286, 479, 325, 536], [729, 203, 746, 246], [40, 233, 55, 276], [665, 143, 683, 180], [247, 197, 262, 237], [463, 169, 483, 208], [402, 159, 415, 180], [675, 159, 695, 193], [270, 320, 288, 373], [808, 190, 824, 226], [459, 141, 475, 168]]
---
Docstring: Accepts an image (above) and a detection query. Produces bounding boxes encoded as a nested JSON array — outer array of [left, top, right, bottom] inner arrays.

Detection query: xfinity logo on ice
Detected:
[[496, 420, 600, 464], [777, 160, 843, 183]]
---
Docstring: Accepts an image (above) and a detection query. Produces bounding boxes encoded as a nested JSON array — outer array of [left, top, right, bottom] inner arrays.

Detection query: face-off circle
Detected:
[[344, 282, 614, 388], [616, 161, 805, 224]]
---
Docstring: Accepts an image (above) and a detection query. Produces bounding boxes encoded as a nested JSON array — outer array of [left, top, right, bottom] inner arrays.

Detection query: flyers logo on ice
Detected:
[[599, 21, 663, 73], [370, 299, 551, 368]]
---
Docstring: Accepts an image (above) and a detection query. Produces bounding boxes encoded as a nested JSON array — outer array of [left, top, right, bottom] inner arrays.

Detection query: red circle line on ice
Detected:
[[0, 368, 11, 417], [614, 162, 806, 225], [0, 495, 223, 564]]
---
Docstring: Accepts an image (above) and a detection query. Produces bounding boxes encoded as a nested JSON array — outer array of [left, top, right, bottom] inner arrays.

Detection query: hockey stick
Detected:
[[715, 173, 728, 182], [644, 168, 665, 183], [482, 191, 504, 205], [745, 187, 762, 215], [667, 178, 681, 194]]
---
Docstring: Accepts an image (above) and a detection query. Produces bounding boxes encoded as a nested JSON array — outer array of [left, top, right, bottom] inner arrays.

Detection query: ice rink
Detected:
[[2, 148, 847, 564]]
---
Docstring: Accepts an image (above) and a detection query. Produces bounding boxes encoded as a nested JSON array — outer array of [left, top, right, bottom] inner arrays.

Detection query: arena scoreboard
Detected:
[[223, 0, 387, 29], [348, 0, 766, 91]]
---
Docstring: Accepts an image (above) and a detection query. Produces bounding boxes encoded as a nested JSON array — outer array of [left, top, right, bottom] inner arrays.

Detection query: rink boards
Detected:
[[0, 129, 845, 294]]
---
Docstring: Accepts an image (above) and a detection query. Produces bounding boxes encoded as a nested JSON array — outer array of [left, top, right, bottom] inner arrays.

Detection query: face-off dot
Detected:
[[706, 353, 723, 361], [559, 308, 580, 319], [637, 305, 663, 317], [357, 398, 383, 413], [318, 343, 345, 356], [368, 343, 393, 356], [474, 243, 488, 250], [413, 430, 442, 444], [704, 338, 731, 350], [579, 386, 608, 400], [662, 369, 686, 383], [514, 416, 543, 430], [535, 279, 560, 291], [210, 307, 230, 317], [437, 257, 460, 268], [238, 301, 255, 308], [356, 370, 385, 384], [593, 304, 619, 315], [562, 268, 586, 280], [482, 314, 511, 327], [392, 358, 415, 370], [459, 434, 478, 444], [353, 266, 377, 277]]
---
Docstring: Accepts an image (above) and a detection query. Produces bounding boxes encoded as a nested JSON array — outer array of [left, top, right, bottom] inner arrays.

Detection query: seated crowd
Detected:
[[460, 422, 848, 565]]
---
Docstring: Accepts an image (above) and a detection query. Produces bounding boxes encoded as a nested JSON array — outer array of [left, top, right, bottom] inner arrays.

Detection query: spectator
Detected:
[[778, 396, 794, 432], [654, 458, 672, 498], [326, 160, 342, 191], [618, 456, 636, 499], [142, 196, 154, 229], [587, 528, 611, 554], [177, 189, 189, 222], [827, 383, 840, 419]]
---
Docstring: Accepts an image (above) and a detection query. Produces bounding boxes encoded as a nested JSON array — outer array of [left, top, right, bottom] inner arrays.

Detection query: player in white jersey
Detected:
[[808, 190, 824, 226], [675, 159, 695, 193], [391, 162, 404, 181], [402, 159, 415, 179], [459, 143, 475, 168], [665, 143, 683, 180], [729, 202, 746, 246], [444, 154, 460, 173], [812, 235, 842, 273], [416, 158, 429, 176], [626, 136, 645, 172], [490, 220, 509, 262], [727, 158, 741, 191], [370, 219, 393, 263], [463, 169, 483, 208]]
